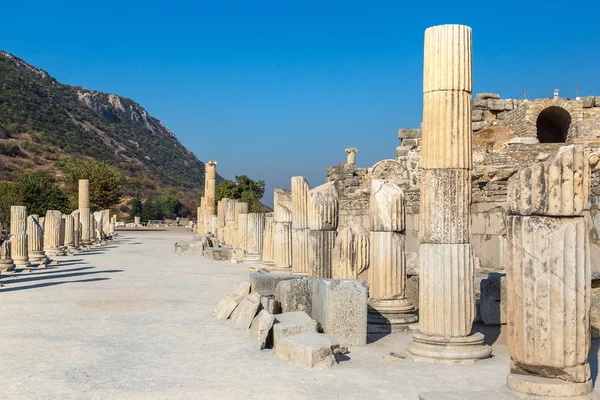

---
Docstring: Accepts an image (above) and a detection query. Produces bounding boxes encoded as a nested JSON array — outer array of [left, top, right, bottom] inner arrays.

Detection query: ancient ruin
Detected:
[[79, 179, 92, 246], [10, 206, 30, 268]]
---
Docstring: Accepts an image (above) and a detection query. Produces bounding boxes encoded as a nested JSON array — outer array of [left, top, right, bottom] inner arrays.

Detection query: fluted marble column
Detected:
[[71, 210, 81, 249], [197, 198, 205, 235], [345, 147, 358, 166], [93, 211, 104, 243], [367, 180, 416, 333], [332, 219, 369, 280], [89, 213, 97, 244], [44, 210, 64, 256], [233, 201, 248, 251], [27, 215, 48, 263], [64, 214, 77, 253], [308, 182, 338, 278], [204, 160, 217, 233], [79, 179, 92, 246], [406, 24, 491, 363], [245, 213, 265, 261], [270, 189, 292, 272], [0, 239, 15, 271], [506, 144, 593, 399], [291, 176, 311, 274], [261, 213, 275, 266], [217, 199, 226, 244], [225, 198, 236, 246], [10, 206, 30, 267]]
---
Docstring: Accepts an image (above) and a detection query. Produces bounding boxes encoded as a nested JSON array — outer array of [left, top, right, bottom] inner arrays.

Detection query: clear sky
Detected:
[[3, 1, 600, 206]]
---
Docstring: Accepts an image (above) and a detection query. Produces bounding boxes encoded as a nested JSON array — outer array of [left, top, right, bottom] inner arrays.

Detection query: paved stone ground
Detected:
[[0, 228, 598, 399]]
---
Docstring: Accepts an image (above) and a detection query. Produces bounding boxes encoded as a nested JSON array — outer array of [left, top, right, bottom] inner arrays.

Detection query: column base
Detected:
[[261, 264, 294, 274], [507, 373, 594, 399], [244, 254, 261, 262], [13, 258, 31, 268], [0, 260, 15, 272], [44, 248, 65, 257], [405, 332, 492, 364], [368, 298, 418, 333], [29, 252, 49, 263]]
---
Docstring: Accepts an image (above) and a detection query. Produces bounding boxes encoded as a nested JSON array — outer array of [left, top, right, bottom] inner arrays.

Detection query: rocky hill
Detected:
[[0, 51, 219, 195]]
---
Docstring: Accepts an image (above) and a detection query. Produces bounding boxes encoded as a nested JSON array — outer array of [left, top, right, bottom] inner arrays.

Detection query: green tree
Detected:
[[0, 182, 24, 230], [215, 175, 268, 213], [130, 195, 143, 219], [154, 196, 183, 219], [14, 172, 69, 215], [63, 159, 124, 210]]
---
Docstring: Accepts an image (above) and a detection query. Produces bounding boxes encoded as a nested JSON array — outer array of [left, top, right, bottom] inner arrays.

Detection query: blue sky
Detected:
[[3, 1, 600, 206]]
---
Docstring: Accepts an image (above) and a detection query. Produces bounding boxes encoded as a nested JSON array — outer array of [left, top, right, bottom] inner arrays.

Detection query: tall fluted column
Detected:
[[11, 206, 30, 267], [89, 213, 97, 244], [93, 211, 104, 243], [308, 182, 338, 278], [64, 214, 76, 253], [345, 147, 358, 166], [261, 213, 275, 266], [270, 189, 292, 272], [44, 210, 64, 256], [27, 215, 48, 263], [245, 213, 265, 261], [233, 201, 248, 251], [406, 24, 491, 363], [225, 198, 236, 246], [204, 161, 217, 233], [291, 176, 311, 274], [216, 199, 226, 244], [79, 179, 91, 246], [367, 180, 416, 333], [506, 145, 593, 399], [197, 197, 205, 235], [71, 210, 81, 249]]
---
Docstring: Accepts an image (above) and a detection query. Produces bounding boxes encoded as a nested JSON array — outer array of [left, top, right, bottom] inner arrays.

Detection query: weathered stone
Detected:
[[274, 279, 313, 315], [472, 121, 490, 131], [245, 213, 265, 257], [233, 281, 251, 297], [507, 215, 591, 387], [274, 189, 292, 223], [272, 311, 317, 348], [423, 24, 471, 92], [308, 182, 338, 231], [10, 206, 30, 267], [508, 144, 589, 217], [249, 273, 300, 296], [582, 96, 595, 108], [231, 248, 245, 262], [27, 215, 47, 263], [260, 295, 278, 314], [79, 179, 92, 246], [311, 279, 367, 346], [249, 309, 275, 350], [309, 230, 336, 279], [476, 93, 500, 100], [0, 240, 15, 272], [292, 228, 310, 274], [174, 241, 205, 256], [203, 247, 231, 260], [471, 109, 484, 122], [370, 179, 405, 232], [230, 292, 262, 329], [203, 160, 217, 233], [275, 332, 339, 369], [43, 210, 65, 256], [291, 177, 310, 229], [488, 99, 506, 111], [212, 294, 245, 320], [261, 213, 275, 265], [397, 129, 422, 139], [332, 221, 369, 280], [273, 221, 292, 269], [591, 287, 600, 339], [472, 99, 488, 110], [480, 273, 506, 325]]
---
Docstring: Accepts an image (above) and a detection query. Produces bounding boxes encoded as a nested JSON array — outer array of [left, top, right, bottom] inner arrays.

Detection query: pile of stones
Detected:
[[212, 273, 367, 369]]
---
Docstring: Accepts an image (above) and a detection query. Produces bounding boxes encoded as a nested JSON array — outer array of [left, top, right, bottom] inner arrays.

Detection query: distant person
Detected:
[[175, 217, 180, 226]]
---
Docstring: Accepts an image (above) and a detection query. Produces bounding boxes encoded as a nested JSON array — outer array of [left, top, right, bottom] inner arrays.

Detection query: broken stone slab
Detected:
[[476, 93, 500, 100], [174, 241, 205, 256], [260, 295, 278, 314], [397, 128, 422, 139], [272, 311, 317, 349], [249, 309, 275, 350], [230, 292, 262, 329], [249, 273, 301, 295], [480, 273, 507, 325], [274, 279, 313, 315], [212, 294, 246, 320], [204, 247, 232, 261], [233, 281, 251, 297], [231, 249, 245, 262], [275, 332, 339, 369], [312, 279, 368, 346]]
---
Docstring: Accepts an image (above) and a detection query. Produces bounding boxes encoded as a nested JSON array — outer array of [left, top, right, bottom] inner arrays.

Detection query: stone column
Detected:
[[64, 214, 77, 253], [236, 212, 248, 251], [44, 210, 64, 256], [261, 213, 275, 266], [332, 218, 369, 280], [0, 239, 15, 271], [345, 147, 358, 166], [93, 211, 104, 243], [271, 189, 292, 272], [108, 214, 115, 237], [406, 24, 491, 363], [27, 215, 48, 263], [367, 179, 416, 333], [101, 210, 110, 239], [134, 216, 141, 227], [225, 198, 236, 246], [233, 201, 248, 251], [79, 179, 92, 246], [197, 198, 205, 234], [204, 160, 217, 233], [72, 210, 81, 249], [291, 176, 311, 275], [10, 206, 30, 268], [506, 144, 593, 398], [308, 182, 338, 278], [89, 213, 97, 244], [216, 199, 226, 244], [245, 213, 265, 261]]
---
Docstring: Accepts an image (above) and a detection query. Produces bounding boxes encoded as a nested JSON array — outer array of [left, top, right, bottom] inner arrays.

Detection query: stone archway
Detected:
[[536, 106, 571, 143]]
